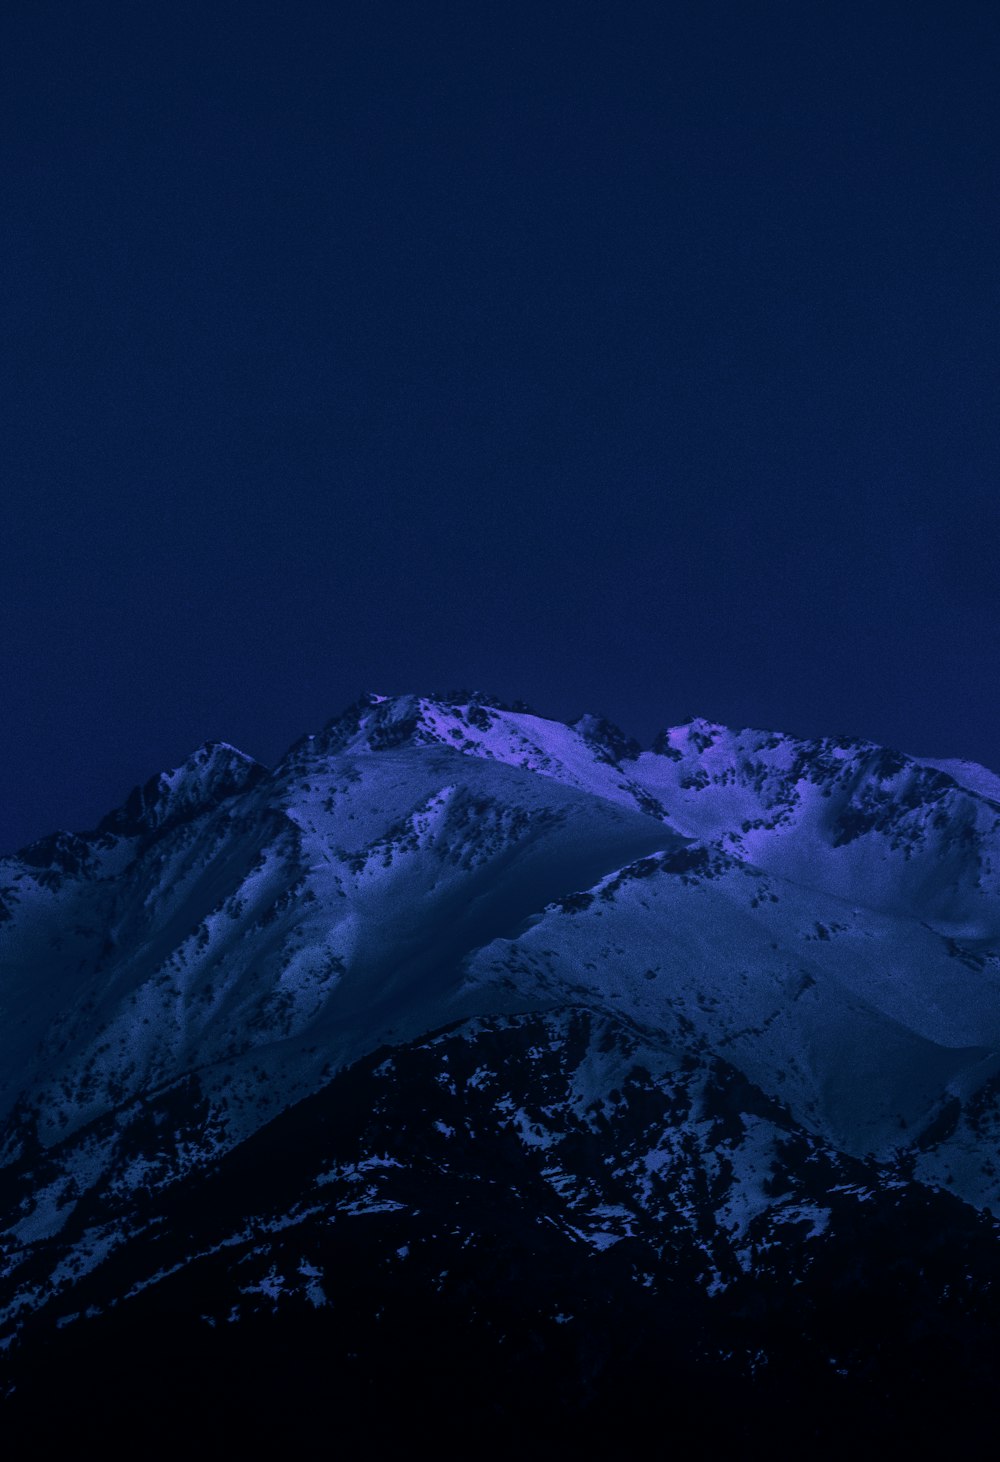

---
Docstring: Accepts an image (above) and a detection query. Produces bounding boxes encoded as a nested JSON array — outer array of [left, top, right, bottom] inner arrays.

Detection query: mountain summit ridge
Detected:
[[17, 691, 997, 861]]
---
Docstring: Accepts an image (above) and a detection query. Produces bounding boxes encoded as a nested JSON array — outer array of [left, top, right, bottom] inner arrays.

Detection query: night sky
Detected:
[[3, 1, 999, 853]]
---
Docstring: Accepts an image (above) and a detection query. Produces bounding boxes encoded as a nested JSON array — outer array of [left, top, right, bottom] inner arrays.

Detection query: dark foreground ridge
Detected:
[[8, 1011, 1000, 1450]]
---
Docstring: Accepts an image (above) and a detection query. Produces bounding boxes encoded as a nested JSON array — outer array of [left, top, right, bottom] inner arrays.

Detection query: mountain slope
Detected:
[[3, 691, 1000, 1442]]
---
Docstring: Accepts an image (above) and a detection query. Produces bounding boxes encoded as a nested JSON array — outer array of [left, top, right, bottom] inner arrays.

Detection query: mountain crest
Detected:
[[97, 740, 266, 836]]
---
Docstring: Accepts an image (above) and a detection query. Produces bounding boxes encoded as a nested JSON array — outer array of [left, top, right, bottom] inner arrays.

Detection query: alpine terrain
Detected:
[[3, 692, 1000, 1447]]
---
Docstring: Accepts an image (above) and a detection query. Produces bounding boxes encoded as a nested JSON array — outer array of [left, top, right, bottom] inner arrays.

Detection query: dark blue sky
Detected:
[[3, 0, 999, 852]]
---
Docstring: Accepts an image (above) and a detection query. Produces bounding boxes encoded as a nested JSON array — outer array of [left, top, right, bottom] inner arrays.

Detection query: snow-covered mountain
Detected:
[[3, 691, 1000, 1445]]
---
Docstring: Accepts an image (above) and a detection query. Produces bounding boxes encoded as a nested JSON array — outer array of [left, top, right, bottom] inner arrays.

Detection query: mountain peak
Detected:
[[97, 740, 267, 836], [288, 692, 544, 760], [570, 713, 641, 764]]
